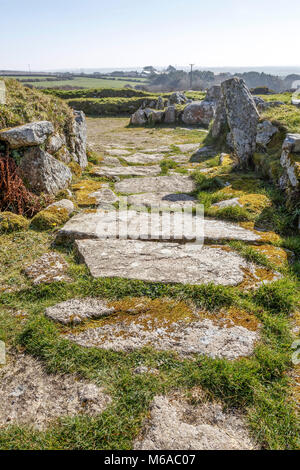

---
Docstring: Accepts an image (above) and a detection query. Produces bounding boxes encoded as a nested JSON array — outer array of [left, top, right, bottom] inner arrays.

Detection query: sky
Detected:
[[1, 0, 300, 71]]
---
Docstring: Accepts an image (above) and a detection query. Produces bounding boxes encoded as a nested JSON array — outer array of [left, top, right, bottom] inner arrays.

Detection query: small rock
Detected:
[[47, 199, 75, 215], [24, 252, 71, 285], [45, 298, 115, 325], [256, 120, 278, 147]]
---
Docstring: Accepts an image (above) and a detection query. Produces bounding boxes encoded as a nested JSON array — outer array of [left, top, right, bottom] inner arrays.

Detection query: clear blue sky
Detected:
[[1, 0, 299, 70]]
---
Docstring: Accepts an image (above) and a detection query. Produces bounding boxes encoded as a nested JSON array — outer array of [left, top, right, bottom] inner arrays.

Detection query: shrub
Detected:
[[0, 211, 29, 233]]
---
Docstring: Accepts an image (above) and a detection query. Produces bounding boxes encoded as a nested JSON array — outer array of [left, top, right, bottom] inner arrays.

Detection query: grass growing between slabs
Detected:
[[0, 257, 299, 450]]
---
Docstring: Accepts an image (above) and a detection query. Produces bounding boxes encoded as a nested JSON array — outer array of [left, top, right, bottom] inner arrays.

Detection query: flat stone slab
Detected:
[[57, 210, 261, 243], [175, 143, 200, 153], [24, 252, 71, 285], [134, 395, 258, 450], [122, 153, 165, 164], [115, 175, 196, 194], [128, 192, 197, 209], [105, 148, 131, 156], [91, 165, 161, 177], [45, 298, 115, 325], [67, 316, 258, 359], [100, 156, 122, 166], [75, 239, 257, 286], [0, 353, 111, 431], [89, 188, 119, 205]]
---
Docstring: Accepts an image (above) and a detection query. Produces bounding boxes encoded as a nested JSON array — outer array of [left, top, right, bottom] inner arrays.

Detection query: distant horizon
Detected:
[[2, 66, 300, 78]]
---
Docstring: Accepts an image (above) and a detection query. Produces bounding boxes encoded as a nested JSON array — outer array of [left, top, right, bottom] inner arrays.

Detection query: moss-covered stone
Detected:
[[0, 212, 29, 233], [30, 206, 70, 231], [72, 179, 103, 207]]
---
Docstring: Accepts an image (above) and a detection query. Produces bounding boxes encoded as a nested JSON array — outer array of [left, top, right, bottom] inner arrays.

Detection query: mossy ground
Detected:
[[0, 116, 299, 450]]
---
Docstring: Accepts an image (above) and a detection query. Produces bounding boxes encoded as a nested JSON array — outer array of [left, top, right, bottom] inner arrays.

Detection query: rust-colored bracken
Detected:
[[0, 151, 41, 217]]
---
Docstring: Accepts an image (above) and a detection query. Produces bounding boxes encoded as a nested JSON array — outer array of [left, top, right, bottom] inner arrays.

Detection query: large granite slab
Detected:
[[75, 239, 255, 286], [57, 210, 261, 243], [91, 165, 161, 177], [115, 175, 196, 194]]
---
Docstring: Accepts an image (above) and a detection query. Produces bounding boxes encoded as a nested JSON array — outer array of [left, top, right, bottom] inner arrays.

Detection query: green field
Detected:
[[0, 76, 147, 90]]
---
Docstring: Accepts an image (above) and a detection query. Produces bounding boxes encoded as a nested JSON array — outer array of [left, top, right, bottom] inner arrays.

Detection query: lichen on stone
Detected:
[[30, 206, 70, 230]]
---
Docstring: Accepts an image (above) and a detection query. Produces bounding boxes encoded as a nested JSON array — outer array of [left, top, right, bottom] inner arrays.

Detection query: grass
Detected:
[[0, 79, 73, 133], [0, 112, 299, 450], [14, 77, 148, 90], [0, 271, 299, 449]]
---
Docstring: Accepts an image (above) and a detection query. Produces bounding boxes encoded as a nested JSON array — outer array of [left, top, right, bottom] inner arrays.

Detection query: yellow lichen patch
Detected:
[[239, 221, 282, 244], [238, 266, 278, 290], [249, 244, 290, 267], [238, 194, 271, 215], [220, 154, 234, 167], [201, 306, 260, 332], [71, 179, 102, 207], [64, 297, 198, 336]]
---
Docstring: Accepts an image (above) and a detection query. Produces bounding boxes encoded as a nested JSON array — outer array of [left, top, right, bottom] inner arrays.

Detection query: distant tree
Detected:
[[166, 65, 176, 73]]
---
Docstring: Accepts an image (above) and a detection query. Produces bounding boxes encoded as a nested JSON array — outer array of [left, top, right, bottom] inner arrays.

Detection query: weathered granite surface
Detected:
[[45, 298, 115, 325], [91, 165, 161, 177], [134, 395, 258, 450], [0, 121, 54, 149], [115, 175, 196, 194], [75, 239, 256, 286], [24, 252, 71, 285], [57, 210, 261, 243]]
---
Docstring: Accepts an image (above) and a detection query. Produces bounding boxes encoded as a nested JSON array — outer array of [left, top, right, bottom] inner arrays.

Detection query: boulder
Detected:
[[282, 133, 300, 153], [221, 78, 260, 168], [205, 85, 221, 102], [164, 106, 176, 124], [211, 95, 228, 139], [18, 147, 72, 195], [182, 101, 215, 127], [280, 134, 300, 190], [46, 133, 65, 154], [256, 121, 278, 147], [47, 199, 75, 215], [156, 96, 164, 110], [168, 92, 187, 105], [130, 109, 147, 125], [70, 111, 88, 168], [0, 121, 54, 149], [148, 110, 165, 124]]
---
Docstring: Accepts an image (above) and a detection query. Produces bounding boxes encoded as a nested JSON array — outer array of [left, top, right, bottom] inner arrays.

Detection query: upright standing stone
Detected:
[[221, 78, 259, 168]]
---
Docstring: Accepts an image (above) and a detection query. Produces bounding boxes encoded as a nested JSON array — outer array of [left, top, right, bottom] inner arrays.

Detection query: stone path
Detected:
[[0, 353, 111, 430], [57, 210, 261, 243], [91, 165, 161, 177], [134, 394, 258, 450], [74, 239, 278, 287], [115, 174, 196, 193]]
